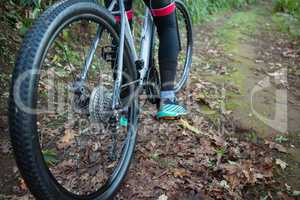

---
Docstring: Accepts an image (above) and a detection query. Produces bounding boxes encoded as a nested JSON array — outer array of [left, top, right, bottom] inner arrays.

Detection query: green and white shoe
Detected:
[[156, 99, 187, 120], [119, 115, 128, 127]]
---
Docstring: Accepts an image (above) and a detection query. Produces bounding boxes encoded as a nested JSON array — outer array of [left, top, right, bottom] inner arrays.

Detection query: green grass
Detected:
[[272, 13, 300, 39], [211, 9, 259, 96], [183, 0, 258, 24], [216, 10, 258, 51], [7, 0, 260, 31], [273, 0, 300, 18], [272, 0, 300, 39]]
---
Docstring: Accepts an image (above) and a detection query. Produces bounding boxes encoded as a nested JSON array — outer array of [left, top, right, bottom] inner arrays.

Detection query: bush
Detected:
[[182, 0, 258, 24], [272, 0, 300, 39], [10, 0, 41, 6], [7, 0, 259, 25], [273, 0, 300, 18]]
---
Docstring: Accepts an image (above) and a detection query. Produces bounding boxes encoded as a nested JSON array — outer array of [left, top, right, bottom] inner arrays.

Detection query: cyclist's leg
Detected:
[[144, 0, 178, 95], [144, 0, 187, 119]]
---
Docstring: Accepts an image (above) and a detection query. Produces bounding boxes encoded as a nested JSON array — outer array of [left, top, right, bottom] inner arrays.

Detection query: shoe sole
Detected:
[[156, 116, 181, 120]]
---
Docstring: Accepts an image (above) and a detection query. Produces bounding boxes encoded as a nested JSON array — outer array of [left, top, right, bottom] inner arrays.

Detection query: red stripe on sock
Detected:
[[151, 2, 176, 17], [115, 10, 134, 22]]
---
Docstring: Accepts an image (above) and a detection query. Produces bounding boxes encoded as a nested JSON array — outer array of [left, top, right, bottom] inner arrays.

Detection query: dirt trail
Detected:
[[193, 6, 300, 136], [191, 1, 300, 192], [0, 1, 300, 200]]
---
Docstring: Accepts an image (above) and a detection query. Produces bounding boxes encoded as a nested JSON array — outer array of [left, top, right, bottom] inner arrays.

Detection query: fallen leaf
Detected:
[[56, 129, 75, 149], [18, 178, 28, 194], [220, 180, 229, 189], [221, 163, 240, 174], [265, 140, 288, 153], [173, 168, 189, 178], [221, 163, 241, 189], [158, 194, 168, 200], [277, 192, 295, 200], [259, 157, 273, 178], [275, 159, 288, 170], [179, 119, 203, 135], [0, 142, 11, 154], [196, 93, 217, 109], [242, 160, 257, 184], [285, 183, 291, 191], [224, 174, 241, 189], [212, 135, 226, 146], [254, 173, 264, 179], [107, 161, 117, 169]]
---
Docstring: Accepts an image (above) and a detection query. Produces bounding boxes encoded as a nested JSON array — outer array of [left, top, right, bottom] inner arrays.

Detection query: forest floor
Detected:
[[0, 1, 300, 200]]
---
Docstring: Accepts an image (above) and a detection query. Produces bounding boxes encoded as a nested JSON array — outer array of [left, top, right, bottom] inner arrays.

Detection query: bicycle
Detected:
[[9, 0, 193, 199]]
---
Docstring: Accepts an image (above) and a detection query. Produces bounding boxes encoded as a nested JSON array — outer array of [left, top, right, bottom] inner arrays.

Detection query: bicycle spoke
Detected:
[[80, 25, 103, 81]]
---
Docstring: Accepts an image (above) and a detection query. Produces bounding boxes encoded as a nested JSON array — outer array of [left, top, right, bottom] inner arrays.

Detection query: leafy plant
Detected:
[[132, 0, 258, 24], [42, 149, 58, 166], [275, 135, 288, 143], [215, 148, 226, 157], [273, 0, 300, 18]]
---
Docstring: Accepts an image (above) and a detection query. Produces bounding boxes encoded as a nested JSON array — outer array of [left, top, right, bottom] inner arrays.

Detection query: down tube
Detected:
[[139, 9, 155, 82]]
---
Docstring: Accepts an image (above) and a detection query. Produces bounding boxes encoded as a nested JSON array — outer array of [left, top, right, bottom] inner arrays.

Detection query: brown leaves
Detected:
[[220, 158, 274, 190], [13, 178, 28, 195], [0, 141, 11, 154], [265, 140, 288, 153], [221, 163, 241, 189], [275, 159, 288, 170], [173, 168, 190, 178], [179, 119, 204, 135], [241, 160, 257, 184], [158, 194, 168, 200], [18, 179, 28, 193], [56, 129, 76, 150], [212, 135, 226, 147]]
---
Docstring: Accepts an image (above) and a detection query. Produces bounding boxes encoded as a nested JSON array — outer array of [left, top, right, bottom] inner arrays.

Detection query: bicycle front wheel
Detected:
[[174, 0, 193, 93], [9, 0, 138, 199]]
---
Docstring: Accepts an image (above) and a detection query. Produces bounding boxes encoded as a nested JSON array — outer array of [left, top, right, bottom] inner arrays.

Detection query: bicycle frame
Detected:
[[77, 0, 155, 110], [110, 0, 155, 109]]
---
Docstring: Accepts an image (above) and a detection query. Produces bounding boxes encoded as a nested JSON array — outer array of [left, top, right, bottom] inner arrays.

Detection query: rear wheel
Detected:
[[9, 1, 137, 199], [174, 0, 193, 92], [149, 0, 193, 94]]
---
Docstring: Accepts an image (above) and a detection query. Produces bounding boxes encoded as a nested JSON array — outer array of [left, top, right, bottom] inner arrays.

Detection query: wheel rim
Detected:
[[35, 16, 136, 197], [174, 1, 193, 92]]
